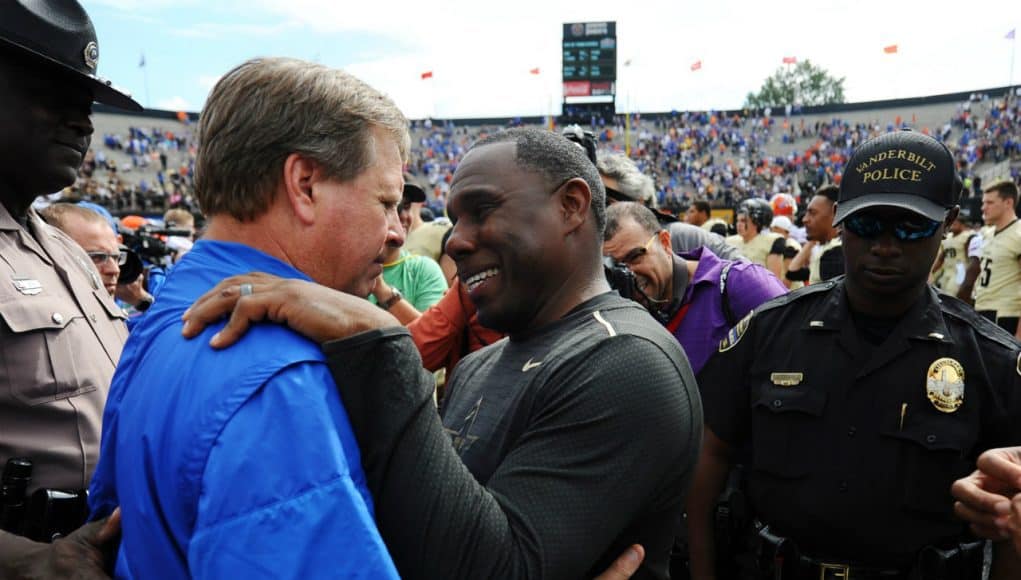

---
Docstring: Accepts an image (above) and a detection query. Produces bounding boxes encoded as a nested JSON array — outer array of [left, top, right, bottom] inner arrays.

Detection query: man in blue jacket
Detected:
[[87, 57, 407, 578]]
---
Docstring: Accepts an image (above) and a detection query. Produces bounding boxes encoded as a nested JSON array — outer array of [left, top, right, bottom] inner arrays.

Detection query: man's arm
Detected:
[[0, 513, 120, 580], [188, 363, 398, 578], [323, 329, 700, 579], [686, 429, 734, 580], [765, 238, 785, 281], [785, 240, 815, 283]]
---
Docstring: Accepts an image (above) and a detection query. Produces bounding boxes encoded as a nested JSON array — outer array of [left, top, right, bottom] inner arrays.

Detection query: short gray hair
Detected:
[[195, 57, 410, 221], [40, 203, 109, 232], [596, 152, 658, 208], [473, 127, 606, 234], [604, 202, 662, 241]]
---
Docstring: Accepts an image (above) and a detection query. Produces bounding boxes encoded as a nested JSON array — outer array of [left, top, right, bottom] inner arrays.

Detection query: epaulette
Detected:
[[938, 291, 1021, 352], [754, 277, 841, 317], [717, 278, 840, 353]]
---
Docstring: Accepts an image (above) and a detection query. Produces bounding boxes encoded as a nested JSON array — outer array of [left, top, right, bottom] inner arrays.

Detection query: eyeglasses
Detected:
[[87, 251, 128, 266], [843, 212, 943, 241], [613, 233, 661, 267]]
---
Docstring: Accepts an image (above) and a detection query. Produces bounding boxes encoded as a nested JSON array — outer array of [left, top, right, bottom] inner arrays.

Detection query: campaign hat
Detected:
[[0, 0, 142, 111], [835, 130, 958, 224]]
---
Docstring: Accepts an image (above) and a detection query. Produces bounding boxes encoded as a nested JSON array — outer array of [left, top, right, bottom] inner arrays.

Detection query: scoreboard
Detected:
[[562, 22, 616, 100]]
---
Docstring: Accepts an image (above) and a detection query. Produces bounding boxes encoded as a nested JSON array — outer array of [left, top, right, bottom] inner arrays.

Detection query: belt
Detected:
[[751, 524, 982, 580]]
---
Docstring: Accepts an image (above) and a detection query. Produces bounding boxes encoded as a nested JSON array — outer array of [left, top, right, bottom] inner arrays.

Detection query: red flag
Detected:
[[782, 56, 797, 64], [690, 60, 702, 72], [883, 44, 898, 54], [420, 71, 433, 80], [529, 67, 540, 75]]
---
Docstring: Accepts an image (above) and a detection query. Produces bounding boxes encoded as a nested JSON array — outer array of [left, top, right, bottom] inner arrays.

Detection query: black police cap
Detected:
[[835, 130, 957, 225], [0, 0, 142, 111]]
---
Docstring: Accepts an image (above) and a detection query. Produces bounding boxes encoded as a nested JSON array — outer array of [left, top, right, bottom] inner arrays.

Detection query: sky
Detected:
[[84, 0, 1019, 120]]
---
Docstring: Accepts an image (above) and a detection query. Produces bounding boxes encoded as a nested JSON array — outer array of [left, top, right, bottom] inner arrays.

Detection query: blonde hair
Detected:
[[195, 57, 410, 220]]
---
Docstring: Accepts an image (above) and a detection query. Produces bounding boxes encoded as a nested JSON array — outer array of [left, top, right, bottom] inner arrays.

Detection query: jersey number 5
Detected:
[[980, 258, 992, 287]]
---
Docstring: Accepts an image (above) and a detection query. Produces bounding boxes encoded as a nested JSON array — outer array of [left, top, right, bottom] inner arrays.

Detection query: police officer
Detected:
[[687, 130, 1021, 579], [0, 0, 140, 573]]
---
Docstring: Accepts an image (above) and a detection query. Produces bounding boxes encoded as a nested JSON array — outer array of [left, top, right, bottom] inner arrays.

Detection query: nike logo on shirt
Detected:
[[522, 358, 543, 372]]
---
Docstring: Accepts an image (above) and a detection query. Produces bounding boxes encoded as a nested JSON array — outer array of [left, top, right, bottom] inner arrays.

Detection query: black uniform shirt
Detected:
[[698, 278, 1021, 566]]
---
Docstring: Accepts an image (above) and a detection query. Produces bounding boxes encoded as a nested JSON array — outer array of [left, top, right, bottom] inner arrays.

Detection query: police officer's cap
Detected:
[[0, 0, 142, 111], [835, 130, 958, 225]]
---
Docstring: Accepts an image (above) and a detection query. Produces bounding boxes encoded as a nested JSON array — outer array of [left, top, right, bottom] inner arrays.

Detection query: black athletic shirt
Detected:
[[324, 292, 702, 579]]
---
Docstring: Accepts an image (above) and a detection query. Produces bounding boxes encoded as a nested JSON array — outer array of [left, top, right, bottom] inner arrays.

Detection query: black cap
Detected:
[[835, 130, 957, 224], [0, 0, 142, 111], [402, 175, 427, 203]]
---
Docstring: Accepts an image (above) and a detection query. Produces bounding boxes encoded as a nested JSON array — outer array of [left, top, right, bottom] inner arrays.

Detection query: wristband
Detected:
[[380, 288, 403, 310]]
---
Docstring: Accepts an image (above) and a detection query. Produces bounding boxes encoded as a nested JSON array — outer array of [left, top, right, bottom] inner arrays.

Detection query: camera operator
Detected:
[[40, 203, 154, 313]]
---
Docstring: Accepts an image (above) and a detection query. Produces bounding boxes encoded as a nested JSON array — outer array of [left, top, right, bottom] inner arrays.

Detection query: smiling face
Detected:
[[0, 55, 94, 214], [841, 206, 951, 314], [602, 217, 672, 307], [445, 142, 570, 334]]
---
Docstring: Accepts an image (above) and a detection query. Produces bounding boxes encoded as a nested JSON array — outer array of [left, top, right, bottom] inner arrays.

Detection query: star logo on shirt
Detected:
[[444, 396, 483, 454]]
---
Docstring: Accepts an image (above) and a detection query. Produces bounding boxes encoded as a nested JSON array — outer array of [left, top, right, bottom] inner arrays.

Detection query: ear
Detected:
[[281, 153, 319, 226], [657, 227, 671, 252], [558, 177, 592, 235]]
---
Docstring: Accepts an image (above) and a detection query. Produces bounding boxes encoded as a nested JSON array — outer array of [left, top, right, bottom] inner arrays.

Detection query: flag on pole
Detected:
[[883, 44, 898, 54], [420, 71, 433, 80], [529, 67, 540, 75], [1007, 29, 1016, 40], [690, 60, 702, 72], [782, 56, 797, 64], [139, 53, 146, 68]]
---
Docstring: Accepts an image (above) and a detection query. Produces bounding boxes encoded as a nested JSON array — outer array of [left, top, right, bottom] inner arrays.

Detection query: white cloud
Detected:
[[156, 96, 191, 111], [171, 21, 296, 38]]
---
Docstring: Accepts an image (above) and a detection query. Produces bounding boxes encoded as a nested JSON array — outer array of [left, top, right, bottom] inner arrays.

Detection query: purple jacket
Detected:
[[671, 247, 786, 373]]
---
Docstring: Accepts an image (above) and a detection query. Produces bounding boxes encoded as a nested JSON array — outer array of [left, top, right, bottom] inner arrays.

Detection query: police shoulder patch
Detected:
[[719, 310, 754, 352]]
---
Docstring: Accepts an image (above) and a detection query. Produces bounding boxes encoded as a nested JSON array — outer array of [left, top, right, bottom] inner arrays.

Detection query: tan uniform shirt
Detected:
[[726, 232, 782, 268], [701, 218, 728, 233], [937, 230, 974, 297], [405, 221, 451, 263], [0, 204, 127, 492], [810, 237, 842, 285], [975, 220, 1021, 317]]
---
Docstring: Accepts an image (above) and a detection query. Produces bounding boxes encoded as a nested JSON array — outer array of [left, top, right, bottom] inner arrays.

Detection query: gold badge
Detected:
[[926, 358, 965, 413], [719, 311, 753, 353], [770, 372, 803, 387], [83, 42, 99, 70]]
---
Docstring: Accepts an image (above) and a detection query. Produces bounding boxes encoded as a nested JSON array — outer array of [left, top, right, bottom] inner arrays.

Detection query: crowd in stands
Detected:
[[67, 93, 1021, 222]]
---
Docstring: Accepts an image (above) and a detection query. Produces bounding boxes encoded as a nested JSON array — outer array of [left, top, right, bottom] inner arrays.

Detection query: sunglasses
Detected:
[[611, 233, 660, 267], [843, 212, 943, 241], [87, 250, 128, 266]]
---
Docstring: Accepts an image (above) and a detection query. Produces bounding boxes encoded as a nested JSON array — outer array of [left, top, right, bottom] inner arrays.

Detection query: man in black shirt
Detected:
[[183, 128, 702, 579], [689, 131, 1021, 579]]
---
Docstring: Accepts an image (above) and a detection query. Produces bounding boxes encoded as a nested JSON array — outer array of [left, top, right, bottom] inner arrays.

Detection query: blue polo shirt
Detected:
[[89, 240, 398, 579]]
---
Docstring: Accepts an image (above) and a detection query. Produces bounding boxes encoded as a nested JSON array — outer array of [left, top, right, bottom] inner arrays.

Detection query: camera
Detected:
[[604, 263, 636, 299]]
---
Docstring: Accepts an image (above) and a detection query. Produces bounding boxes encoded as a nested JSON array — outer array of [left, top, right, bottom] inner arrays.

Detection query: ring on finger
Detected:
[[239, 283, 254, 297]]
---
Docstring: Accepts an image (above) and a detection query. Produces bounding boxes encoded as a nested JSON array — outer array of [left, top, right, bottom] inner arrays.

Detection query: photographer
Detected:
[[603, 202, 785, 377], [40, 203, 155, 313]]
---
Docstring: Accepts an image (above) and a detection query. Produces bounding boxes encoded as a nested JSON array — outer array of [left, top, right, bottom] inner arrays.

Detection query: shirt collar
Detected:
[[800, 279, 953, 343]]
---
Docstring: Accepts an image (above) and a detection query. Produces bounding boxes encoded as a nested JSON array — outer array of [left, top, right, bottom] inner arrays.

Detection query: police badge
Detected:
[[926, 358, 965, 413]]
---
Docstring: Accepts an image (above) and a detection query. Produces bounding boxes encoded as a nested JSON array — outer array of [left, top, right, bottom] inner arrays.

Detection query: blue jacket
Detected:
[[89, 240, 398, 579]]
